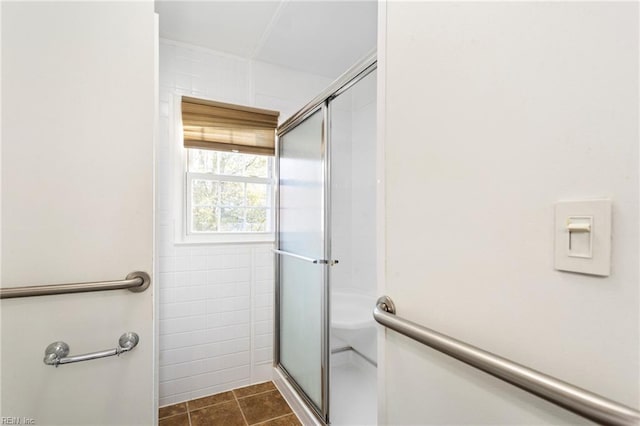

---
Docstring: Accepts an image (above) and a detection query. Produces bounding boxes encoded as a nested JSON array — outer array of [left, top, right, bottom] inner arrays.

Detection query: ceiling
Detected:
[[155, 0, 377, 78]]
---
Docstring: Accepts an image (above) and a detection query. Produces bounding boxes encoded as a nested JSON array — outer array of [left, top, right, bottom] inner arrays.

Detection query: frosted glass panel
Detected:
[[279, 255, 323, 408], [279, 109, 324, 258], [329, 70, 377, 297], [328, 70, 378, 426], [278, 108, 325, 412]]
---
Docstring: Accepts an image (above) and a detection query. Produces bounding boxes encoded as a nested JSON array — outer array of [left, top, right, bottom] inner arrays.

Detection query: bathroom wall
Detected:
[[330, 71, 378, 296], [382, 2, 639, 423], [2, 2, 155, 423], [157, 39, 331, 406]]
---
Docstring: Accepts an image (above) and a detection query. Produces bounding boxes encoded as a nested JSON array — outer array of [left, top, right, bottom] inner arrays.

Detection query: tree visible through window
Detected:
[[187, 148, 273, 233]]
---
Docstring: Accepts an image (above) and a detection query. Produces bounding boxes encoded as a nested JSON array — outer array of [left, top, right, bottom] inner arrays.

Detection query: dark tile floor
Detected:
[[159, 381, 302, 426]]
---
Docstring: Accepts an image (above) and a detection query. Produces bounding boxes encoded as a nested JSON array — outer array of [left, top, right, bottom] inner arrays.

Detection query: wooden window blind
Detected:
[[181, 96, 280, 156]]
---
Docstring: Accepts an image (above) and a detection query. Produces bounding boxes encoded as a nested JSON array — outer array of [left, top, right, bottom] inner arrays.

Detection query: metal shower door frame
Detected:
[[274, 103, 330, 423], [274, 53, 377, 425]]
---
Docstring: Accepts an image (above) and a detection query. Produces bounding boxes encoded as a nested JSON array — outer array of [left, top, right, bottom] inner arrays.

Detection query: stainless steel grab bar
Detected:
[[43, 332, 139, 367], [373, 296, 640, 426], [0, 271, 151, 299], [272, 249, 328, 264]]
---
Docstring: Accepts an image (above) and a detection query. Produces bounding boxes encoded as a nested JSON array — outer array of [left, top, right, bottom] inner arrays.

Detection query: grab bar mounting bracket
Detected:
[[376, 295, 396, 315], [126, 271, 151, 293]]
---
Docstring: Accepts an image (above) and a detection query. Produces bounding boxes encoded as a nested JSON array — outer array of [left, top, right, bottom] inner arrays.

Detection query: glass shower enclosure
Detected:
[[275, 55, 377, 424], [276, 107, 327, 413]]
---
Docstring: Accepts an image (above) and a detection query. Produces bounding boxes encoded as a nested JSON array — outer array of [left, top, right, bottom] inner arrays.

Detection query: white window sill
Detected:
[[174, 232, 275, 246]]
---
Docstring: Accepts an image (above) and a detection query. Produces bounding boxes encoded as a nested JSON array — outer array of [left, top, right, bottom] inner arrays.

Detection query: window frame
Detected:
[[172, 95, 276, 245], [184, 151, 275, 238]]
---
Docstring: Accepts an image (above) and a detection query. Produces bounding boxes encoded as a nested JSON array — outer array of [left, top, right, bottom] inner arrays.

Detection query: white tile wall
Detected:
[[157, 245, 273, 406], [156, 39, 332, 406]]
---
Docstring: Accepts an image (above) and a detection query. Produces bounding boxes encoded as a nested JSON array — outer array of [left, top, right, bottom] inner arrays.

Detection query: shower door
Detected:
[[276, 106, 329, 421]]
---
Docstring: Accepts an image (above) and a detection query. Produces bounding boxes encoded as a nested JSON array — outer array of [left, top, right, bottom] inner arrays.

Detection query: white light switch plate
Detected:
[[554, 199, 612, 276]]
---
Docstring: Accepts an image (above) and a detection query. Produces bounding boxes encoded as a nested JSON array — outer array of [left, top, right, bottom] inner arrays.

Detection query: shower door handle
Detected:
[[273, 249, 328, 264]]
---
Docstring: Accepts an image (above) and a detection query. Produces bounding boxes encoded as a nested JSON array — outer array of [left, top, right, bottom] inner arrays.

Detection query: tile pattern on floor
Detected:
[[159, 381, 302, 426]]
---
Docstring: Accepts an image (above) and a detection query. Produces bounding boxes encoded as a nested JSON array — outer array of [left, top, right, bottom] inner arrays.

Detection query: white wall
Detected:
[[382, 2, 639, 424], [157, 39, 331, 406], [1, 2, 155, 424]]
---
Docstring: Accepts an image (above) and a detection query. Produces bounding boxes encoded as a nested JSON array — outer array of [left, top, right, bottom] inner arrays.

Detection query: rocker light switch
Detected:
[[567, 216, 592, 258], [554, 200, 611, 276]]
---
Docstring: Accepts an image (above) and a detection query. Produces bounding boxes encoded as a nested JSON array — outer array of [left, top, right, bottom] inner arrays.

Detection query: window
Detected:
[[180, 96, 279, 239], [186, 148, 273, 234]]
